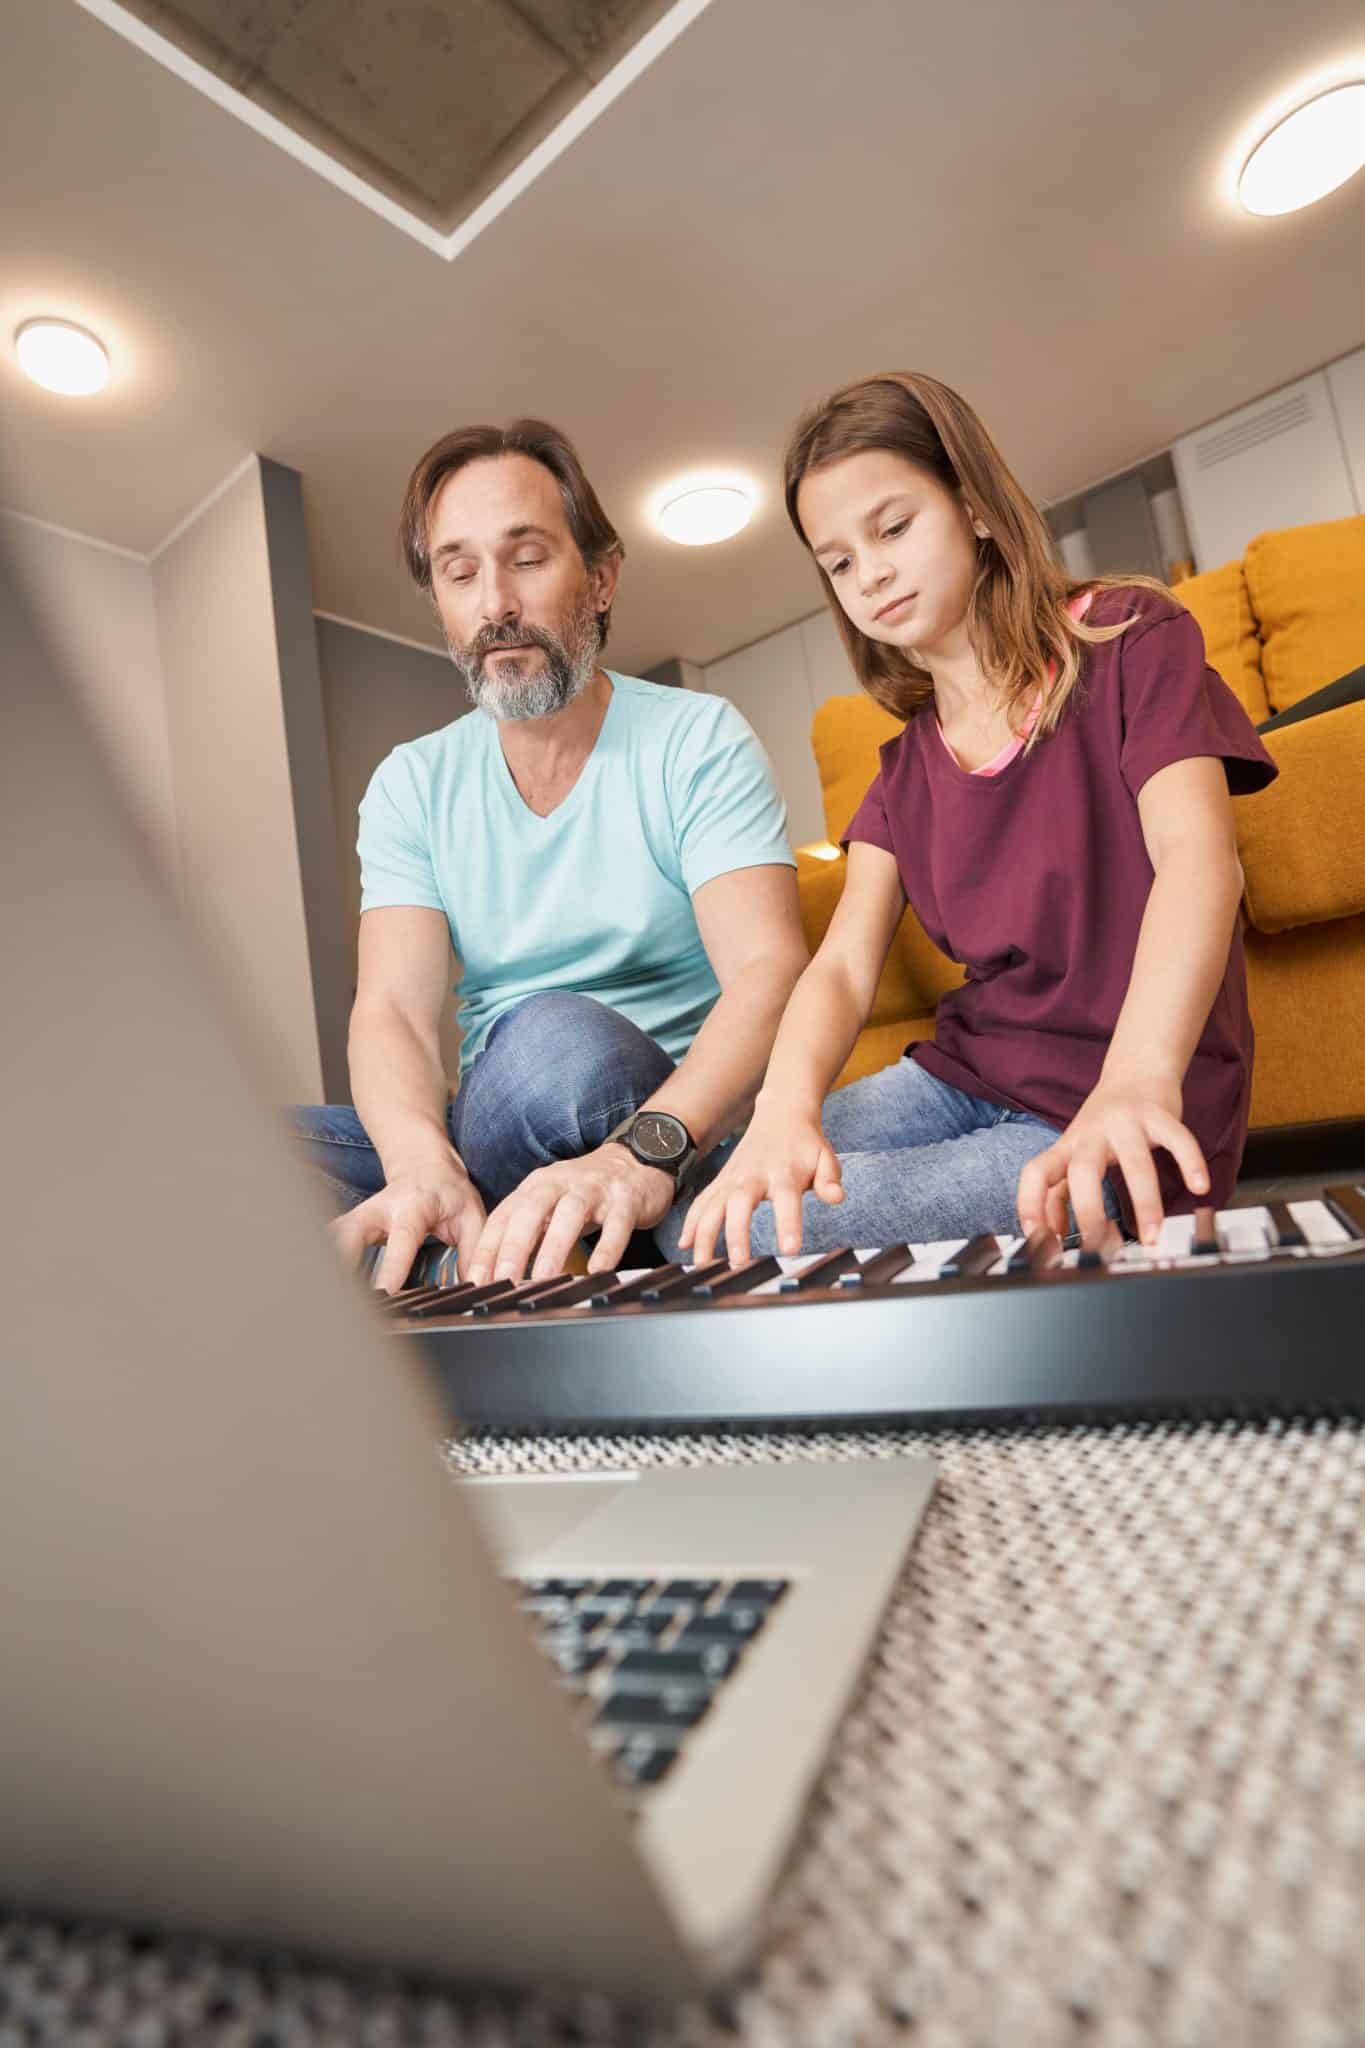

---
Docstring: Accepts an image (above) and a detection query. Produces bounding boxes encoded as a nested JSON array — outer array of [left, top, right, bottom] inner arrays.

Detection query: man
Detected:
[[296, 418, 807, 1293]]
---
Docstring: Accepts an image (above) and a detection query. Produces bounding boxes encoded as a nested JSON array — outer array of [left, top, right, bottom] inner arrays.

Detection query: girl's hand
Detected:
[[679, 1111, 844, 1265], [1016, 1069, 1209, 1250]]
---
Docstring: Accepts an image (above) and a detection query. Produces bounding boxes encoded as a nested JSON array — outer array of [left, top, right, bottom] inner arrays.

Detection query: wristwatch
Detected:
[[605, 1109, 697, 1189]]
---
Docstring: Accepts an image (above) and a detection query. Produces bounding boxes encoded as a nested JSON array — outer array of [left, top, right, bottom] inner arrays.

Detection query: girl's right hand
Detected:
[[679, 1112, 844, 1265]]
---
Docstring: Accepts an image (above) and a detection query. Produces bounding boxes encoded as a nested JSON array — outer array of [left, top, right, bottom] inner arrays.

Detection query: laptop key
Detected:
[[613, 1738, 681, 1789], [601, 1614, 675, 1652], [596, 1688, 711, 1731], [725, 1579, 789, 1608], [676, 1607, 768, 1646], [653, 1578, 721, 1608], [614, 1645, 737, 1686], [554, 1646, 606, 1681], [598, 1579, 655, 1600]]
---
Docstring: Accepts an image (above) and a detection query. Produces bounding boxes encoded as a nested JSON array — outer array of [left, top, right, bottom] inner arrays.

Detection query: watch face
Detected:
[[631, 1112, 688, 1164]]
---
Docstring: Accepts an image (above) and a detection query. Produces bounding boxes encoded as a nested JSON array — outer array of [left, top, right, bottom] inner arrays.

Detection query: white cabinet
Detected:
[[704, 621, 827, 848], [1172, 370, 1359, 572], [1326, 345, 1365, 513]]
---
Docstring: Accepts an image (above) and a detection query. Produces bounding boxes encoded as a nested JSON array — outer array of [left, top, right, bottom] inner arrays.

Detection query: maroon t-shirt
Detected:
[[842, 586, 1278, 1224]]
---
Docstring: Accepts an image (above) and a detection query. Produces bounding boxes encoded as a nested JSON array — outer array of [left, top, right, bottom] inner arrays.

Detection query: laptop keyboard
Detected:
[[511, 1575, 790, 1794]]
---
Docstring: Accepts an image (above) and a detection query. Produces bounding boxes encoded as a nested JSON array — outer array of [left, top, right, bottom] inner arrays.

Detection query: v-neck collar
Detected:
[[493, 672, 618, 825]]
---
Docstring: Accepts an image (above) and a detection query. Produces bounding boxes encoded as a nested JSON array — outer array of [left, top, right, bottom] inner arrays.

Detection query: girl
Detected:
[[679, 371, 1276, 1266]]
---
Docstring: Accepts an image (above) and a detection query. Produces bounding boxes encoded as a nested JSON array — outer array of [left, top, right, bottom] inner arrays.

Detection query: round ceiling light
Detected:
[[15, 318, 111, 396], [655, 480, 754, 547], [1238, 82, 1365, 215]]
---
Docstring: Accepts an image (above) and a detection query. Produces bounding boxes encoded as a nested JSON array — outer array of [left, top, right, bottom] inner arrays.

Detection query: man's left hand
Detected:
[[464, 1144, 677, 1286]]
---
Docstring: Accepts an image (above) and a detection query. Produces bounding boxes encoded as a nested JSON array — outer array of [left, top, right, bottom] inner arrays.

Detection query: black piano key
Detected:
[[1265, 1200, 1307, 1249], [1007, 1227, 1064, 1274], [517, 1273, 611, 1313], [595, 1689, 711, 1732], [379, 1282, 461, 1313], [938, 1234, 1002, 1278], [641, 1258, 729, 1302], [1077, 1224, 1125, 1271], [1324, 1184, 1365, 1241], [835, 1244, 918, 1287], [589, 1264, 685, 1308], [405, 1279, 512, 1319], [1191, 1205, 1220, 1257], [778, 1249, 859, 1291], [472, 1273, 583, 1316], [692, 1256, 781, 1299]]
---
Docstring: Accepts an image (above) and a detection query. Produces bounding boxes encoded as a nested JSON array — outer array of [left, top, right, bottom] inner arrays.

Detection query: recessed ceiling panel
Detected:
[[120, 0, 673, 228]]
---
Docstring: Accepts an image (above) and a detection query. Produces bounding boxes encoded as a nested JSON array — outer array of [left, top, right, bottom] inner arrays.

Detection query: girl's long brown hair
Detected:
[[783, 371, 1172, 746]]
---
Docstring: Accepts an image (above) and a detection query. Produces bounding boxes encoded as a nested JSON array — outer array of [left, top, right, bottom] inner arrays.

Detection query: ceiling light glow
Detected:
[[655, 479, 754, 547], [1238, 82, 1365, 215], [15, 319, 111, 396]]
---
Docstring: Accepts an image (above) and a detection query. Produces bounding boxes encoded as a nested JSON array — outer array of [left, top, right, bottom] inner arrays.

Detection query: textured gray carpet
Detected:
[[6, 1416, 1364, 2048]]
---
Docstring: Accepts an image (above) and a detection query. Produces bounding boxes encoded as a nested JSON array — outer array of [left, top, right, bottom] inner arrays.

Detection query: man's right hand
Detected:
[[331, 1162, 487, 1297]]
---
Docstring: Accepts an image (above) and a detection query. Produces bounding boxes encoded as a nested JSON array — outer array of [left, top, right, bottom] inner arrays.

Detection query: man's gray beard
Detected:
[[451, 603, 600, 722]]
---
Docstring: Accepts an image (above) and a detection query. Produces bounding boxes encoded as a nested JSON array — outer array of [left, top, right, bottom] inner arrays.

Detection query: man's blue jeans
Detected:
[[294, 991, 1110, 1259], [292, 992, 677, 1219]]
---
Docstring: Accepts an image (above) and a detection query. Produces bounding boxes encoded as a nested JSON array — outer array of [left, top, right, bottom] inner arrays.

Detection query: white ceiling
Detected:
[[3, 0, 1364, 675]]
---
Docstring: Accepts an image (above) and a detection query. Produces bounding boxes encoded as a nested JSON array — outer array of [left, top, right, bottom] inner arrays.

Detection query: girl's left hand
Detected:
[[1016, 1070, 1209, 1250]]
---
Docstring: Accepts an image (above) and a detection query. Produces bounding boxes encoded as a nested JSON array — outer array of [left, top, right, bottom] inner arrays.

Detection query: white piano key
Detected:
[[1154, 1213, 1196, 1260], [1293, 1199, 1352, 1249], [749, 1253, 824, 1296], [1216, 1209, 1276, 1259], [893, 1240, 966, 1282]]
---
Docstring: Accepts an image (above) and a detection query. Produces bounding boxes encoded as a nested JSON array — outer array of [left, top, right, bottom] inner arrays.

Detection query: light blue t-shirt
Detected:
[[357, 673, 795, 1076]]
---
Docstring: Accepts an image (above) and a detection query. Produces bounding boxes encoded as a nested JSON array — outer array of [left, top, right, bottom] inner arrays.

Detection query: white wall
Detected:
[[3, 510, 177, 881], [153, 458, 345, 1105], [1327, 344, 1365, 512], [703, 606, 856, 848], [315, 612, 469, 1086]]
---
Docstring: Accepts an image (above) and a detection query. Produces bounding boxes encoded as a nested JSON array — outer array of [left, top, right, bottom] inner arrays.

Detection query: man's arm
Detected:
[[464, 863, 808, 1283], [333, 907, 488, 1292], [632, 862, 810, 1153]]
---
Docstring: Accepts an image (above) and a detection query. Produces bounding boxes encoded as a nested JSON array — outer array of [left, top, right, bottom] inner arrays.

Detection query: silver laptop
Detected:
[[0, 548, 934, 2003]]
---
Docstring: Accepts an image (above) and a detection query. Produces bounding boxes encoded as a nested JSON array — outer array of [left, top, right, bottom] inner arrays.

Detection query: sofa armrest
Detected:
[[1234, 698, 1365, 933], [795, 848, 847, 951]]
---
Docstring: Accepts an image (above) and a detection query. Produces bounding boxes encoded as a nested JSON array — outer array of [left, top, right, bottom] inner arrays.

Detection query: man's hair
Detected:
[[398, 419, 625, 647]]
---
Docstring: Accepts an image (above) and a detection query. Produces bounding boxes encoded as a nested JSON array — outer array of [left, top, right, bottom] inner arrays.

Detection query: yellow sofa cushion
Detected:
[[1243, 916, 1365, 1127], [1244, 514, 1365, 712], [1233, 699, 1365, 933], [795, 847, 966, 1038], [812, 692, 904, 844], [1169, 561, 1269, 723]]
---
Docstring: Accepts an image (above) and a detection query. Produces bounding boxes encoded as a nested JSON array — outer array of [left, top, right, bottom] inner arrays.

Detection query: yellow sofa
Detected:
[[796, 513, 1365, 1131]]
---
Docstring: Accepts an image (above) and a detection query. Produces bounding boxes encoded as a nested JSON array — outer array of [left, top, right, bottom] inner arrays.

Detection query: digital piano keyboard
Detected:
[[383, 1188, 1365, 1434]]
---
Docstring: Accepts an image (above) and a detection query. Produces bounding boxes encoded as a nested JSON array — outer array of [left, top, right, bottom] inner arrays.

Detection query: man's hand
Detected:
[[1016, 1068, 1209, 1250], [331, 1162, 487, 1296], [465, 1144, 676, 1286]]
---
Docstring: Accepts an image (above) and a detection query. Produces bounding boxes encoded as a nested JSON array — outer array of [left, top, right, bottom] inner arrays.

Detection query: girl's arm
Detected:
[[1017, 755, 1244, 1248], [681, 842, 906, 1262]]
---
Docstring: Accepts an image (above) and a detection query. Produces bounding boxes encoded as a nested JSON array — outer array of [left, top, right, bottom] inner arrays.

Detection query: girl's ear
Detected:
[[960, 491, 990, 541]]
